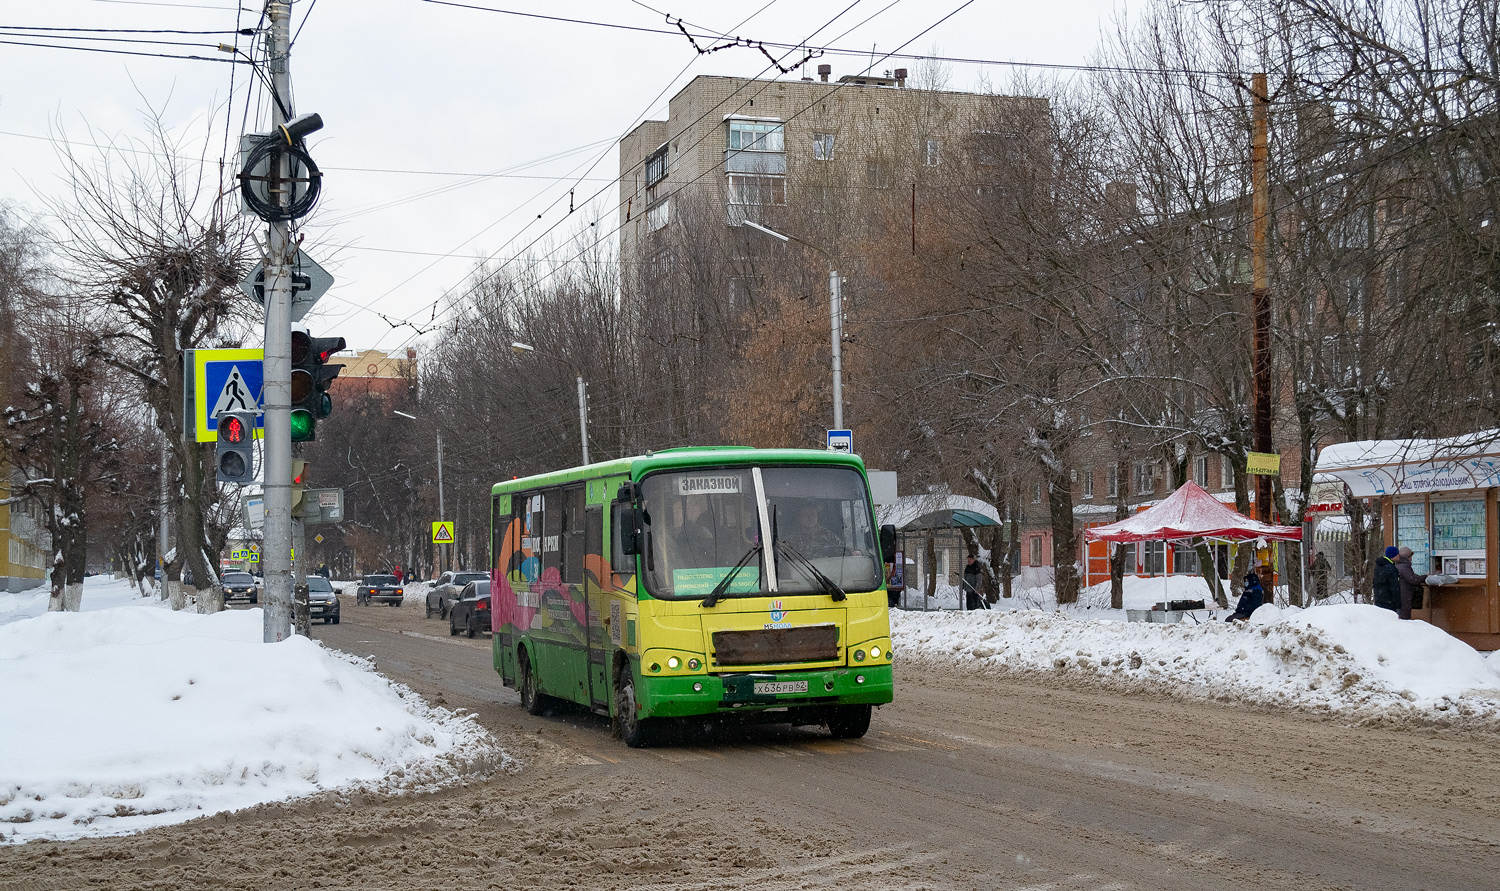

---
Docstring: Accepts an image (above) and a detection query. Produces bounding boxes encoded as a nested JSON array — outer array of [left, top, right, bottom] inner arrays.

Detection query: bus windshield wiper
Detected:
[[776, 541, 847, 601], [701, 544, 761, 608]]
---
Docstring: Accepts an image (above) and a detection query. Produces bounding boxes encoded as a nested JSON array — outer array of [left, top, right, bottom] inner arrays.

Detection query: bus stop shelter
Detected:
[[878, 494, 1001, 609]]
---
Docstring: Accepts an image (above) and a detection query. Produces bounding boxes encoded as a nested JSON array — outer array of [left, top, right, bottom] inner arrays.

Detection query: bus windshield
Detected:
[[639, 465, 881, 600]]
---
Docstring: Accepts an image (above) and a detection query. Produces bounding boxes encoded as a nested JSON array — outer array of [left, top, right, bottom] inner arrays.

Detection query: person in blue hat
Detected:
[[1226, 569, 1266, 622], [1373, 545, 1401, 612]]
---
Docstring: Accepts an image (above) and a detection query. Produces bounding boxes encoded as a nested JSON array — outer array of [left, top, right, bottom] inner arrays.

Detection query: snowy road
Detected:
[[3, 597, 1499, 889]]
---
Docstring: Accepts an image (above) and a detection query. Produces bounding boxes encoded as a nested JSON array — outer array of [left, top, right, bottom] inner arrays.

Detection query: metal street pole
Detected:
[[829, 268, 843, 432], [437, 430, 446, 574], [575, 376, 590, 465], [261, 0, 294, 642], [394, 410, 446, 574], [742, 220, 844, 433], [510, 342, 589, 466]]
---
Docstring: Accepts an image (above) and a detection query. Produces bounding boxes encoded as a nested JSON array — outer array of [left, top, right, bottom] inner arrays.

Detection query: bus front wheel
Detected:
[[613, 666, 655, 748], [518, 648, 548, 715], [827, 704, 872, 739]]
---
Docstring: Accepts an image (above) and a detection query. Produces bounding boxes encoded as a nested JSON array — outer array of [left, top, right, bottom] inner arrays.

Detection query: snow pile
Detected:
[[891, 603, 1500, 724], [0, 585, 504, 844]]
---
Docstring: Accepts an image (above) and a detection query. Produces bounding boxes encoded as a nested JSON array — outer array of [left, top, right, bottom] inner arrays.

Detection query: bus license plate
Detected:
[[753, 680, 808, 695]]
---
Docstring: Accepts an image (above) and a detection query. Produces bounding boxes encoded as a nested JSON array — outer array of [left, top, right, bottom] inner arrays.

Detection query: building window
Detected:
[[728, 119, 784, 152], [1082, 468, 1094, 500], [646, 198, 670, 233], [1194, 455, 1209, 486], [727, 174, 786, 206], [1220, 456, 1234, 489], [1029, 535, 1043, 566], [866, 160, 893, 189], [1031, 482, 1042, 504], [813, 133, 835, 160], [645, 144, 668, 187], [1134, 462, 1157, 496], [1106, 464, 1119, 499], [924, 139, 940, 166]]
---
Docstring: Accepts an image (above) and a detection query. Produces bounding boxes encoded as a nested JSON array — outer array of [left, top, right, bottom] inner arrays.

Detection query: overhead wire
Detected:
[[352, 0, 810, 345], [424, 0, 973, 338], [368, 0, 886, 348]]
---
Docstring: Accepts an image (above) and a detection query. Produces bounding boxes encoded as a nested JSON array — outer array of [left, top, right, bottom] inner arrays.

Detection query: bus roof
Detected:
[[490, 447, 868, 496]]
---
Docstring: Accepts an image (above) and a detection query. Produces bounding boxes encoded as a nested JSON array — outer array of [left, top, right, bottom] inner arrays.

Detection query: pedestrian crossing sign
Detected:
[[192, 349, 265, 442], [431, 521, 455, 544]]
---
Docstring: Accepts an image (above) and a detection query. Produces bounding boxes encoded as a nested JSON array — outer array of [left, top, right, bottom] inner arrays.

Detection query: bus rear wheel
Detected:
[[518, 648, 548, 716], [613, 665, 655, 748], [827, 704, 872, 739]]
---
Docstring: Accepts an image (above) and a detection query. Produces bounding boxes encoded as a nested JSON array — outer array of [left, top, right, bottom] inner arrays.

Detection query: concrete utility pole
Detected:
[[1249, 73, 1274, 526], [261, 0, 294, 642]]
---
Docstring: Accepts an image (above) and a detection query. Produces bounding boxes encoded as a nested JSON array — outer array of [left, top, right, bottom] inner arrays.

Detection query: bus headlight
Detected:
[[667, 657, 680, 670], [853, 649, 866, 662], [870, 646, 881, 659]]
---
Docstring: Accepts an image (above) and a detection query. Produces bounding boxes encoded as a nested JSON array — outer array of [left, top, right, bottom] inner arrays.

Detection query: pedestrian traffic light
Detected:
[[291, 459, 308, 513], [215, 411, 257, 484], [290, 330, 345, 442]]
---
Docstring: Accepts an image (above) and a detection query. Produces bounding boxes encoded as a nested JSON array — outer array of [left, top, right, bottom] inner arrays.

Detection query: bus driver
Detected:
[[792, 503, 846, 558]]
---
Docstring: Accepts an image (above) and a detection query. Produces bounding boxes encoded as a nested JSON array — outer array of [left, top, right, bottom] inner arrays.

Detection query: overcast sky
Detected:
[[1, 0, 1124, 353]]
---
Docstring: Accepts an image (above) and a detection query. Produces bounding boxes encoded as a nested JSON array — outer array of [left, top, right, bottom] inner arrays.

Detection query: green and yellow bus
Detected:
[[489, 447, 895, 746]]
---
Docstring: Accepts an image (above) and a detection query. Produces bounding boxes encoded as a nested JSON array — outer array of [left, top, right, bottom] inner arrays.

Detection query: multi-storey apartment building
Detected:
[[618, 69, 1047, 280], [1, 466, 49, 592]]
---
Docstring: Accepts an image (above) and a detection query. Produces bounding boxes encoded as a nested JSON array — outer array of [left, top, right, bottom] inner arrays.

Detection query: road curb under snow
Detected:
[[889, 605, 1500, 732]]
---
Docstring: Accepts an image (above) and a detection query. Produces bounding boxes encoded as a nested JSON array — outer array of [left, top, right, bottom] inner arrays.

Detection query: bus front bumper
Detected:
[[639, 665, 894, 718]]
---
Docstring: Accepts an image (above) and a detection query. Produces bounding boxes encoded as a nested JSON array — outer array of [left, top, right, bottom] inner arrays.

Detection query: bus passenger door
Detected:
[[585, 505, 609, 711]]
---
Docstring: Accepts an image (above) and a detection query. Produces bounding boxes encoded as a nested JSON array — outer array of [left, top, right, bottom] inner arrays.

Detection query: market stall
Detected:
[[1084, 481, 1304, 619]]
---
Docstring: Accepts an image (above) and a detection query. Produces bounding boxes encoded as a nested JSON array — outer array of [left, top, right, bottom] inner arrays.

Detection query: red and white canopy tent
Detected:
[[1084, 481, 1304, 606]]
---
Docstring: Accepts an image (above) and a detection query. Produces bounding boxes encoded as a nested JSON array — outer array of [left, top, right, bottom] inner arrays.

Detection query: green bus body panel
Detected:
[[490, 447, 892, 723]]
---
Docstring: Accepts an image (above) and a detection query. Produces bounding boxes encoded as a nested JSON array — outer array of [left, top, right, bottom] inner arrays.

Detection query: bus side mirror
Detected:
[[880, 525, 897, 562], [615, 502, 641, 556]]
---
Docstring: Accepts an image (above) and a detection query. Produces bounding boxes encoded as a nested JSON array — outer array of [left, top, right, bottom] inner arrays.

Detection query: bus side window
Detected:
[[561, 485, 586, 585]]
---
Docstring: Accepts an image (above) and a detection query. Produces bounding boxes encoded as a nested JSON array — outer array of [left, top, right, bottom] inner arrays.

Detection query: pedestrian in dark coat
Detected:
[[1394, 546, 1425, 620], [1225, 570, 1265, 622], [1372, 546, 1401, 613], [961, 554, 987, 611], [1310, 551, 1331, 600]]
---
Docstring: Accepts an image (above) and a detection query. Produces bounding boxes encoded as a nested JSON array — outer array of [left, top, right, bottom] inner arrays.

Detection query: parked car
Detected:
[[426, 570, 488, 619], [448, 580, 491, 638], [306, 576, 341, 624], [222, 571, 259, 604], [356, 574, 403, 606]]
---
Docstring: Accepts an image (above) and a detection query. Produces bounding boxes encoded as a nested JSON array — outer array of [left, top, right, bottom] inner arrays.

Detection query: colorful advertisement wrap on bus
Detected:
[[490, 449, 893, 744]]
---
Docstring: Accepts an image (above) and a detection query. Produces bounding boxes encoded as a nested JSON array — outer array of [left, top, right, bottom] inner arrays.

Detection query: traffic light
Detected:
[[290, 330, 345, 442], [216, 411, 257, 484], [291, 459, 308, 514]]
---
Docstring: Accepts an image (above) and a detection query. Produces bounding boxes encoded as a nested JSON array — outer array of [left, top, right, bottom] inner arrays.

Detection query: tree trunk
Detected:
[[1046, 462, 1081, 605]]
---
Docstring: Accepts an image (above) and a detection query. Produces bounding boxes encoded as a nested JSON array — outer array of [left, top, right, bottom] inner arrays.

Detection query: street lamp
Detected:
[[740, 219, 844, 432], [393, 410, 445, 574], [510, 342, 590, 466]]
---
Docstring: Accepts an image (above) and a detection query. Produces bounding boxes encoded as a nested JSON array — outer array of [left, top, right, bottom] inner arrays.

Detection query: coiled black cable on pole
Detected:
[[238, 134, 322, 222]]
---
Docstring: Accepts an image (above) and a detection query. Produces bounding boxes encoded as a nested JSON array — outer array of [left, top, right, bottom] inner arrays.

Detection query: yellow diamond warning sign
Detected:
[[431, 521, 455, 544]]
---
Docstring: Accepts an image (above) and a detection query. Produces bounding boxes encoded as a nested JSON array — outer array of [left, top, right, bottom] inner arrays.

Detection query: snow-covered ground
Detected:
[[7, 571, 1500, 846], [892, 574, 1500, 726], [0, 576, 503, 845]]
